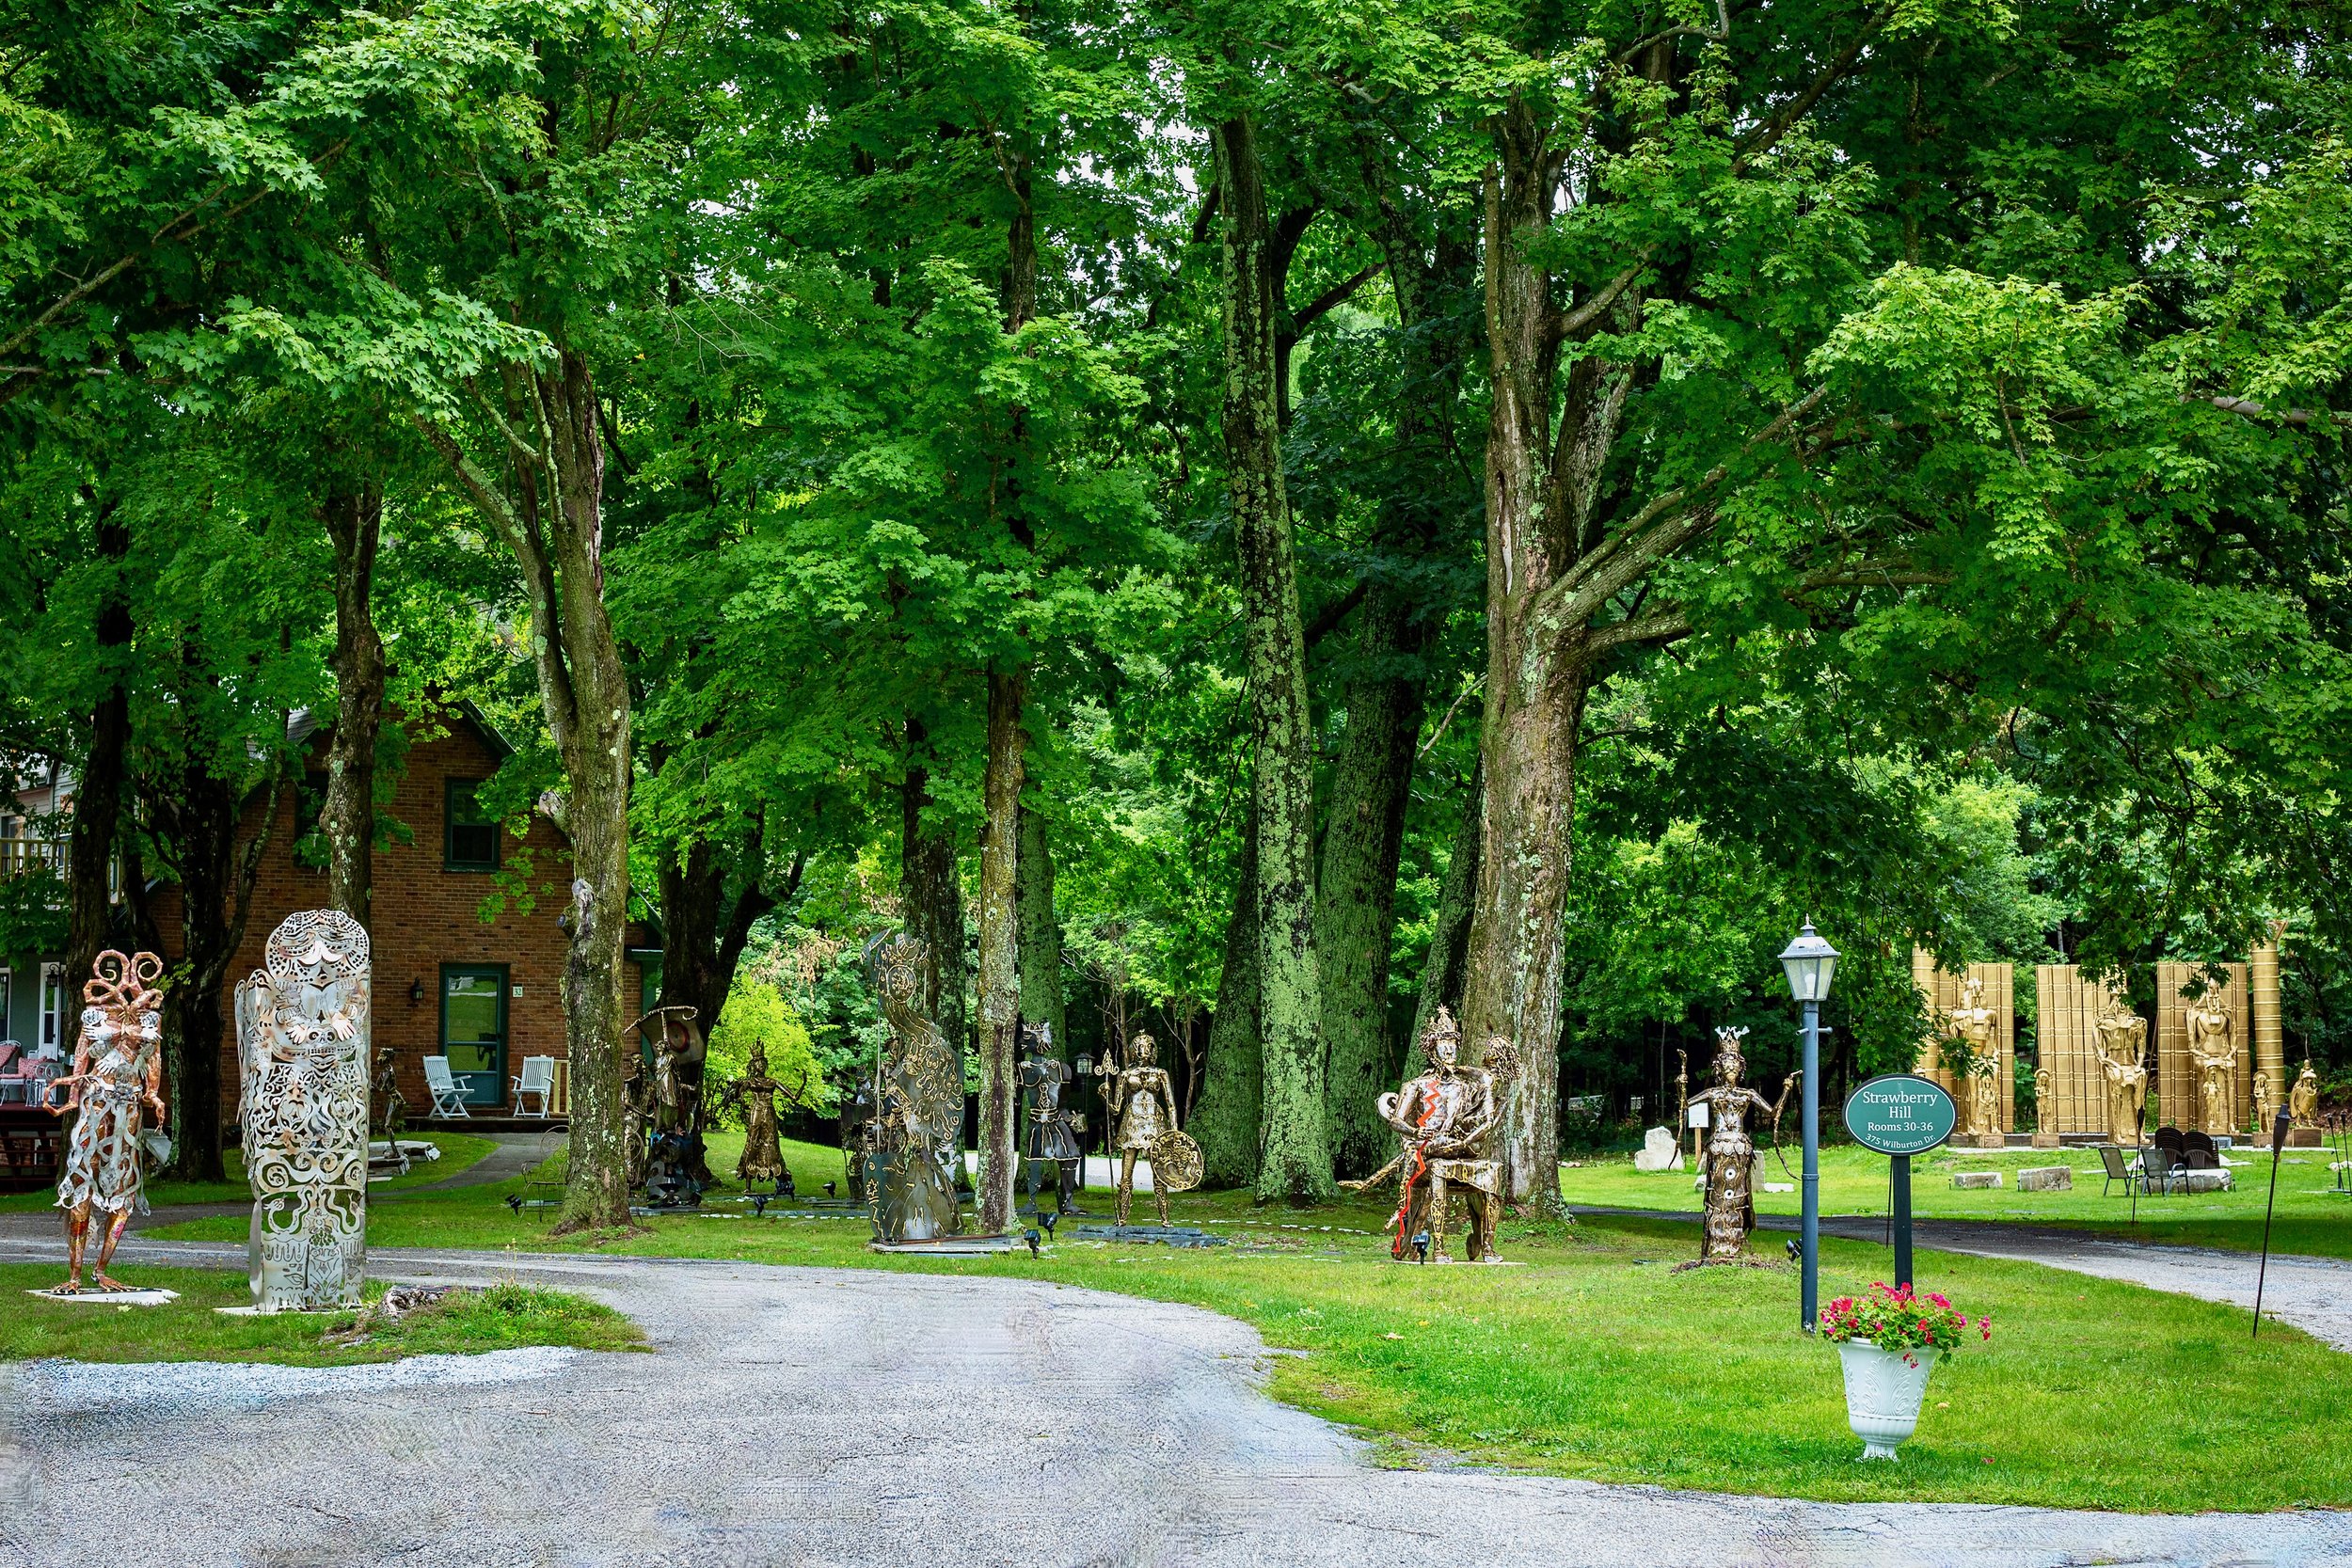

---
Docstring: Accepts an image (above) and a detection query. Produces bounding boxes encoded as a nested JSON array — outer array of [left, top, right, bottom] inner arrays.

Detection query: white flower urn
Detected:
[[1837, 1339, 1938, 1460]]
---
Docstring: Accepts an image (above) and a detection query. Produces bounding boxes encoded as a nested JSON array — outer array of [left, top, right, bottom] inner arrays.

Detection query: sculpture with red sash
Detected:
[[1342, 1006, 1518, 1264]]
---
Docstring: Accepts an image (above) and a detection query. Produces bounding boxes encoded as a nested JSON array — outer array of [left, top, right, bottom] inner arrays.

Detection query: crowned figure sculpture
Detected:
[[236, 910, 372, 1310], [867, 934, 963, 1242], [1343, 1006, 1517, 1264], [47, 951, 168, 1294]]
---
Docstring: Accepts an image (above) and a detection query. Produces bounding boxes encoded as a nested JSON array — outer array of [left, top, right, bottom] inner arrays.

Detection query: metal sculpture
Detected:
[[2185, 992, 2238, 1135], [235, 911, 372, 1311], [630, 1005, 707, 1207], [2291, 1059, 2321, 1130], [1106, 1031, 1182, 1227], [868, 934, 962, 1242], [1943, 976, 2003, 1144], [2252, 1068, 2275, 1145], [1018, 1024, 1083, 1216], [47, 951, 167, 1293], [2094, 999, 2151, 1147], [1687, 1025, 1796, 1262], [728, 1039, 801, 1190], [369, 1043, 406, 1139], [1342, 1007, 1517, 1264]]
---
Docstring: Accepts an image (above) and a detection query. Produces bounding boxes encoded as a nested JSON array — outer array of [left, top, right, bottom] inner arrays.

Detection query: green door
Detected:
[[440, 966, 508, 1106]]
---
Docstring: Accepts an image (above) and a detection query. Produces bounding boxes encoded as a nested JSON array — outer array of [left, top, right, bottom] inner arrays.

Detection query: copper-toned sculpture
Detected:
[[632, 1004, 707, 1205], [235, 911, 372, 1311], [46, 951, 167, 1293], [370, 1044, 406, 1139], [1343, 1007, 1517, 1264], [2185, 991, 2238, 1135], [2094, 998, 2151, 1146], [869, 934, 963, 1242], [1106, 1031, 1182, 1227], [729, 1039, 797, 1189], [1688, 1026, 1796, 1262], [621, 1055, 653, 1192]]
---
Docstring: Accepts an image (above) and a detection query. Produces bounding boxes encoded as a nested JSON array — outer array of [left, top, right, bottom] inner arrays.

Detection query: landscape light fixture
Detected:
[[1779, 919, 1839, 1335]]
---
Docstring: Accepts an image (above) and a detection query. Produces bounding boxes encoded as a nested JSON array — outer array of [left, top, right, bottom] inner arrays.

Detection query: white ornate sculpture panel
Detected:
[[236, 910, 371, 1310]]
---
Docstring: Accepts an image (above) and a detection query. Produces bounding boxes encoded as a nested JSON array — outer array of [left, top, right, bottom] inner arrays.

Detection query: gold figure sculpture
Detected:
[[1683, 1025, 1795, 1262], [728, 1039, 800, 1190], [46, 952, 168, 1294], [2252, 1069, 2274, 1144], [1107, 1032, 1182, 1226], [2185, 991, 2238, 1135], [2094, 997, 2150, 1147], [2291, 1059, 2321, 1129], [1342, 1006, 1516, 1264], [1944, 976, 2002, 1143], [2032, 1065, 2059, 1148]]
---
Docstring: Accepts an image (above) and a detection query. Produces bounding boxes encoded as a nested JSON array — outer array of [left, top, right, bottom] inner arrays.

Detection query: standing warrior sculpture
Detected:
[[1106, 1032, 1184, 1227], [729, 1039, 799, 1190], [236, 911, 372, 1311], [1944, 976, 2001, 1140], [2094, 998, 2150, 1147], [868, 934, 963, 1242], [1018, 1024, 1084, 1217], [2185, 990, 2237, 1135], [2290, 1059, 2321, 1130], [1343, 1006, 1516, 1264], [47, 951, 167, 1294], [1686, 1026, 1797, 1262]]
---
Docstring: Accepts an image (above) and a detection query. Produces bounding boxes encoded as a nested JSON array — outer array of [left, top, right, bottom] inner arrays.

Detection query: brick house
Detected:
[[4, 704, 659, 1132]]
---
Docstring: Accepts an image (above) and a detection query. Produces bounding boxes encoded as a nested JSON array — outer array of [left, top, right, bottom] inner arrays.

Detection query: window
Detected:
[[39, 962, 65, 1054], [444, 779, 501, 872]]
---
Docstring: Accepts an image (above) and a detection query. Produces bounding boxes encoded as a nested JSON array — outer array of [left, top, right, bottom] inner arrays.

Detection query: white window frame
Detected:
[[39, 961, 65, 1055]]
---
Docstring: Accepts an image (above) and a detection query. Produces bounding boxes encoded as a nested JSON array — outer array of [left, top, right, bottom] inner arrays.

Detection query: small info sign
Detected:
[[1842, 1074, 1957, 1157]]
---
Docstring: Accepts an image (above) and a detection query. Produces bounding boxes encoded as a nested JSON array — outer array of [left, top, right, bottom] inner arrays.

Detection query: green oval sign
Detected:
[[1844, 1073, 1957, 1156]]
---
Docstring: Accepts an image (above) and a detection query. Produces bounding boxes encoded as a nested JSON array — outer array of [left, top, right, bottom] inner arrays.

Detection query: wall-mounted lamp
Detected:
[[409, 977, 427, 1006]]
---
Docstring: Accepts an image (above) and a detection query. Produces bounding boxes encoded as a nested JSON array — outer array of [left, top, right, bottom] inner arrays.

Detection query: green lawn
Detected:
[[0, 1130, 501, 1213], [1561, 1140, 2352, 1258], [135, 1131, 2352, 1513], [0, 1262, 644, 1365]]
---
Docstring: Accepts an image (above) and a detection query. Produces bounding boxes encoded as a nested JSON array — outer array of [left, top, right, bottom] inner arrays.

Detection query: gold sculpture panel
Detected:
[[1913, 954, 2013, 1137]]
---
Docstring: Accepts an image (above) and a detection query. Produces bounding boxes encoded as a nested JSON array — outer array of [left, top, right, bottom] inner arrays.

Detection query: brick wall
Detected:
[[151, 710, 654, 1126]]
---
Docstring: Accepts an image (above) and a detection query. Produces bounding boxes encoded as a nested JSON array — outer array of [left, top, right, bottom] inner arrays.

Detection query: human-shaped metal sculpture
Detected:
[[632, 1004, 707, 1206], [1343, 1006, 1516, 1264], [235, 911, 372, 1310], [1018, 1023, 1083, 1216], [370, 1043, 406, 1140], [2291, 1058, 2321, 1130], [2252, 1068, 2274, 1145], [729, 1039, 799, 1191], [1106, 1031, 1182, 1227], [869, 934, 962, 1242], [2094, 998, 2150, 1147], [1943, 976, 2001, 1140], [1686, 1026, 1796, 1262], [2185, 990, 2237, 1135], [47, 951, 167, 1294], [621, 1054, 653, 1193]]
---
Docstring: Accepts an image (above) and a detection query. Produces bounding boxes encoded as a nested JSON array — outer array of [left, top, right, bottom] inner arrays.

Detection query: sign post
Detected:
[[1843, 1074, 1958, 1291]]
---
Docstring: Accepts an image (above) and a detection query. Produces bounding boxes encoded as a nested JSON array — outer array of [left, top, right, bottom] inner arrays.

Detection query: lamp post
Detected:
[[1779, 919, 1838, 1335]]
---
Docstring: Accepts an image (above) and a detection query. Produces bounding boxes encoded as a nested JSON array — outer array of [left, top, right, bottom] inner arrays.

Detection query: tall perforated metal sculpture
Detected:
[[1686, 1026, 1796, 1262], [867, 934, 963, 1242], [235, 911, 371, 1310], [48, 951, 167, 1293]]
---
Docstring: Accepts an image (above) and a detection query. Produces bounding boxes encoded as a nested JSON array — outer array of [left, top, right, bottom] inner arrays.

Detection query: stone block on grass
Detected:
[[1633, 1126, 1684, 1173], [2017, 1165, 2072, 1193], [1950, 1170, 2002, 1190]]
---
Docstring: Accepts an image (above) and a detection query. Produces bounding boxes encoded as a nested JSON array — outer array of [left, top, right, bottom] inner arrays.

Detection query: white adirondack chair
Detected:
[[422, 1054, 471, 1118], [511, 1055, 557, 1117]]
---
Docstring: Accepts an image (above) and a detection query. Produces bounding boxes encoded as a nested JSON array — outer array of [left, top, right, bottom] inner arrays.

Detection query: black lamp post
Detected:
[[1779, 919, 1839, 1334]]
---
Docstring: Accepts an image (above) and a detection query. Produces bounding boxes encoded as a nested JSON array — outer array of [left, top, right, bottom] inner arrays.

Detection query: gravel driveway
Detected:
[[1, 1236, 2345, 1567]]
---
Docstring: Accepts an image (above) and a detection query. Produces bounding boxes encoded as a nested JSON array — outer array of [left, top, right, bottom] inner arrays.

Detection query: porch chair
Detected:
[[2096, 1143, 2136, 1198], [2138, 1143, 2185, 1196], [511, 1055, 557, 1117], [0, 1042, 24, 1105], [422, 1055, 471, 1118]]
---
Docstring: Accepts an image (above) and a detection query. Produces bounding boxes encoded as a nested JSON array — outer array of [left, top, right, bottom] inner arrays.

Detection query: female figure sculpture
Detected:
[[1343, 1006, 1514, 1264], [2291, 1059, 2321, 1129], [236, 911, 372, 1310], [869, 934, 962, 1242], [730, 1040, 794, 1189], [2094, 999, 2150, 1146], [1019, 1024, 1084, 1216], [1687, 1026, 1796, 1262], [2185, 993, 2237, 1135], [1106, 1032, 1181, 1227], [1945, 976, 2001, 1141], [47, 951, 167, 1294]]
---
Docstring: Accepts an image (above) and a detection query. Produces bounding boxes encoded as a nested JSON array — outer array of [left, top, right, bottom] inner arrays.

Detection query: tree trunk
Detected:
[[62, 497, 131, 1067], [975, 670, 1025, 1232], [1411, 758, 1483, 1056], [1014, 802, 1065, 1053], [1190, 820, 1261, 1188], [1315, 585, 1426, 1180], [1215, 112, 1329, 1203], [320, 482, 384, 927]]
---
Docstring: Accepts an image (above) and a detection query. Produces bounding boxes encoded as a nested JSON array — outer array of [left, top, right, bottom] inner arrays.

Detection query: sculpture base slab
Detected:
[[2031, 1132, 2061, 1149], [867, 1234, 1020, 1255], [1072, 1226, 1228, 1247], [2287, 1128, 2323, 1148], [26, 1287, 178, 1307], [215, 1303, 356, 1317]]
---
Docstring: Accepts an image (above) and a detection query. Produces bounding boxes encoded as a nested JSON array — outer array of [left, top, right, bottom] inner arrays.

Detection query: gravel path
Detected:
[[1, 1235, 2344, 1567], [1576, 1205, 2352, 1352]]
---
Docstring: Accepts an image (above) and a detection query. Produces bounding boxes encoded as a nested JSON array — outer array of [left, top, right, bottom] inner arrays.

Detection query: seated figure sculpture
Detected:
[[47, 951, 168, 1294], [1343, 1007, 1517, 1264], [235, 911, 371, 1310]]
